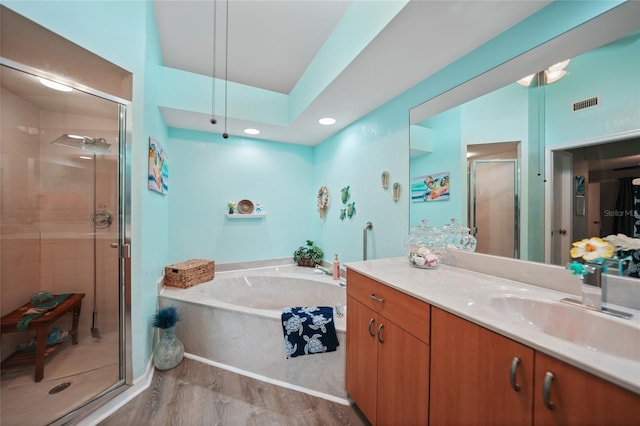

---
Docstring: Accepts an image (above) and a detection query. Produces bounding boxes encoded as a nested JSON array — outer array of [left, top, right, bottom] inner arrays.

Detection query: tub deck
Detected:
[[160, 263, 348, 403]]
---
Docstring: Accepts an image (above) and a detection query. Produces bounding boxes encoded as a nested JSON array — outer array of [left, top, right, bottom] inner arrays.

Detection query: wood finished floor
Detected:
[[99, 358, 368, 426]]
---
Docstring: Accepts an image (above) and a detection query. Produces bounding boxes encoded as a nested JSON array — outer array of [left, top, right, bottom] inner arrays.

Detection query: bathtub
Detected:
[[159, 264, 348, 403]]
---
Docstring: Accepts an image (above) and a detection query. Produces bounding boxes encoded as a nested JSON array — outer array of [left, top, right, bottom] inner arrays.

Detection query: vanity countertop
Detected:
[[345, 256, 640, 395]]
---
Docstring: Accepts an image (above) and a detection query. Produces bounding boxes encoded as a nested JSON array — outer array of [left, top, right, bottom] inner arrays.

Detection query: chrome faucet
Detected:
[[564, 262, 632, 319], [578, 263, 604, 309]]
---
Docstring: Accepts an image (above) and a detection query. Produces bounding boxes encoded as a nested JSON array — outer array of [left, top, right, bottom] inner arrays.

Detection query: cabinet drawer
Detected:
[[347, 270, 430, 344]]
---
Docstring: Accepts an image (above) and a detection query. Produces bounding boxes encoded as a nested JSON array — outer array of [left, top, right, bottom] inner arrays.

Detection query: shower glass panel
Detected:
[[470, 159, 520, 258], [1, 64, 124, 425]]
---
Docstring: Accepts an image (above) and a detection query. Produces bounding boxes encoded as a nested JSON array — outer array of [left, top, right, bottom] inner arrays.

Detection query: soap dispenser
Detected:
[[333, 254, 340, 280]]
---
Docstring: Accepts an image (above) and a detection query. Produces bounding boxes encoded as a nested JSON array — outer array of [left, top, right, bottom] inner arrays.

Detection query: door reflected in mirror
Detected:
[[468, 142, 520, 258]]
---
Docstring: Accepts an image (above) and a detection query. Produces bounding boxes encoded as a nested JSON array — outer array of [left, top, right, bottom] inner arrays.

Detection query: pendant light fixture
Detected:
[[210, 0, 230, 139], [536, 71, 544, 178], [222, 0, 229, 139], [518, 61, 570, 182], [210, 0, 217, 126]]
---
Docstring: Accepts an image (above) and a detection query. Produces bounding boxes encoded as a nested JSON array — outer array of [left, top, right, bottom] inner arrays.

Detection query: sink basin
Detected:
[[489, 296, 640, 360]]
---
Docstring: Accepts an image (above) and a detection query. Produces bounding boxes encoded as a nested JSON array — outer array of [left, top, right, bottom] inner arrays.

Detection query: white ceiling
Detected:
[[153, 0, 551, 145]]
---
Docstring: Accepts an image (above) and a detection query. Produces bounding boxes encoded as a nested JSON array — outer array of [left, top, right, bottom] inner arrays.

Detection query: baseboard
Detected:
[[76, 357, 155, 425]]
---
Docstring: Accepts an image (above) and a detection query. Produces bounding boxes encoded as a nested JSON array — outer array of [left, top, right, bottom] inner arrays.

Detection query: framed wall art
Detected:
[[148, 136, 168, 194], [411, 171, 449, 203]]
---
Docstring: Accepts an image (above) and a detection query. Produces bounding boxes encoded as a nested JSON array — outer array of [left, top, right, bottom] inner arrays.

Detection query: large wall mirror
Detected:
[[409, 3, 640, 270]]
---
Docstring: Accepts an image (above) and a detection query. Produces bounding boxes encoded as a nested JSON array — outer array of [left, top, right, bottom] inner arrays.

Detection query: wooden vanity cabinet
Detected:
[[346, 295, 379, 422], [533, 352, 640, 426], [346, 270, 430, 425], [431, 307, 640, 426], [430, 307, 535, 425]]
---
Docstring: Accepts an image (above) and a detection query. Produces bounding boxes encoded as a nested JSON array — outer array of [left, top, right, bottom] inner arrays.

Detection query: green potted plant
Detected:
[[226, 201, 236, 214], [293, 240, 324, 267]]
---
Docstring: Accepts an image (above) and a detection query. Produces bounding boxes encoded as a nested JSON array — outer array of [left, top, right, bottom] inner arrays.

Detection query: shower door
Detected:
[[469, 159, 520, 258], [0, 63, 128, 425]]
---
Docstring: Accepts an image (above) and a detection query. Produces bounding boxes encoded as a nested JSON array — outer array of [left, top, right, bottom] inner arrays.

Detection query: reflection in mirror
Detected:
[[468, 142, 520, 258], [410, 25, 640, 270], [550, 138, 640, 266]]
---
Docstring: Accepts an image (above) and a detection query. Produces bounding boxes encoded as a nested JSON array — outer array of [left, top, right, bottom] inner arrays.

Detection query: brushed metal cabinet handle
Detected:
[[510, 357, 521, 392], [543, 371, 556, 410], [377, 323, 384, 344], [370, 294, 385, 303], [368, 318, 376, 337]]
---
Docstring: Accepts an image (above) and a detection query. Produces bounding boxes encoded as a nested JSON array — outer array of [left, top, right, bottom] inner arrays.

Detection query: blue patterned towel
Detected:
[[281, 306, 339, 359]]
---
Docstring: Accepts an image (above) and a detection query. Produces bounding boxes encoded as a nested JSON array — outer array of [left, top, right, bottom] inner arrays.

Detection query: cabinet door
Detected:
[[377, 317, 429, 426], [346, 295, 379, 424], [534, 352, 640, 426], [430, 307, 534, 425]]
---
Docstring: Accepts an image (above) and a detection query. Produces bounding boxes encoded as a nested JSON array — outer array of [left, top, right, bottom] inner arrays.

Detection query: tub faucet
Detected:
[[314, 265, 332, 276]]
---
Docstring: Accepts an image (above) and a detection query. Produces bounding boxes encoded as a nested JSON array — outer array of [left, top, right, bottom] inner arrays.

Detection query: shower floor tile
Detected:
[[1, 330, 120, 425]]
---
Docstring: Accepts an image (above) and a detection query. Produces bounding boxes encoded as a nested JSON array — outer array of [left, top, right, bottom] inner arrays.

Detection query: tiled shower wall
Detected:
[[1, 86, 119, 359], [1, 87, 42, 316]]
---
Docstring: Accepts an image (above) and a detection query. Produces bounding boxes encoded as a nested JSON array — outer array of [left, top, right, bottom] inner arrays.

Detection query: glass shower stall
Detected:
[[1, 63, 128, 425]]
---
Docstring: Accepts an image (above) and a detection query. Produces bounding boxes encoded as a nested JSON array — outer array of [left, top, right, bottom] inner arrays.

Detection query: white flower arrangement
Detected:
[[570, 237, 614, 262], [603, 233, 640, 251]]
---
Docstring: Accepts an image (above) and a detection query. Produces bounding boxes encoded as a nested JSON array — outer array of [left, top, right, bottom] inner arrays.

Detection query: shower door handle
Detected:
[[111, 242, 131, 258]]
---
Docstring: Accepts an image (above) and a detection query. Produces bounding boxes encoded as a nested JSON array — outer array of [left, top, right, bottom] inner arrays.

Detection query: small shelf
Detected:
[[1, 343, 62, 370], [226, 213, 266, 219]]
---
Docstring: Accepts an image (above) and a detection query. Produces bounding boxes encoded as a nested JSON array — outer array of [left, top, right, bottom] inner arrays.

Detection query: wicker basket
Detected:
[[164, 259, 214, 288]]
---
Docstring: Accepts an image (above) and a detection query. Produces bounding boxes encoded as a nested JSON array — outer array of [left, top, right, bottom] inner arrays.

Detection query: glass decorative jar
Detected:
[[153, 325, 184, 370], [441, 218, 477, 252], [404, 219, 446, 268]]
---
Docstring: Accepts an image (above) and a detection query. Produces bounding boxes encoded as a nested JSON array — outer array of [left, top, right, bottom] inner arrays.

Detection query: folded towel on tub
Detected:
[[281, 306, 339, 359]]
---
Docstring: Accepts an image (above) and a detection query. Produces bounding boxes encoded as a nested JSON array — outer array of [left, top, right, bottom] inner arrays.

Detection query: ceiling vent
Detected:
[[572, 96, 599, 112]]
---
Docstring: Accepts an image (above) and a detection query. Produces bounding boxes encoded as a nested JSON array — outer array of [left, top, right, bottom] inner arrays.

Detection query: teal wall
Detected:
[[138, 0, 170, 378], [545, 32, 640, 146], [313, 94, 409, 263], [411, 108, 463, 229], [462, 84, 529, 144], [166, 129, 316, 264], [5, 0, 630, 383]]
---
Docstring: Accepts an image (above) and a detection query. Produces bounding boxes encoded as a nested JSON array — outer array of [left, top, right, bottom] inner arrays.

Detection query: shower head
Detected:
[[52, 134, 111, 153]]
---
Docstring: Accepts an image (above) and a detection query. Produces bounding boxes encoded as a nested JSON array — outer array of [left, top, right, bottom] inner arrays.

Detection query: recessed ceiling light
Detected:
[[79, 156, 92, 160], [244, 128, 260, 135], [318, 117, 336, 125], [37, 77, 73, 92]]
